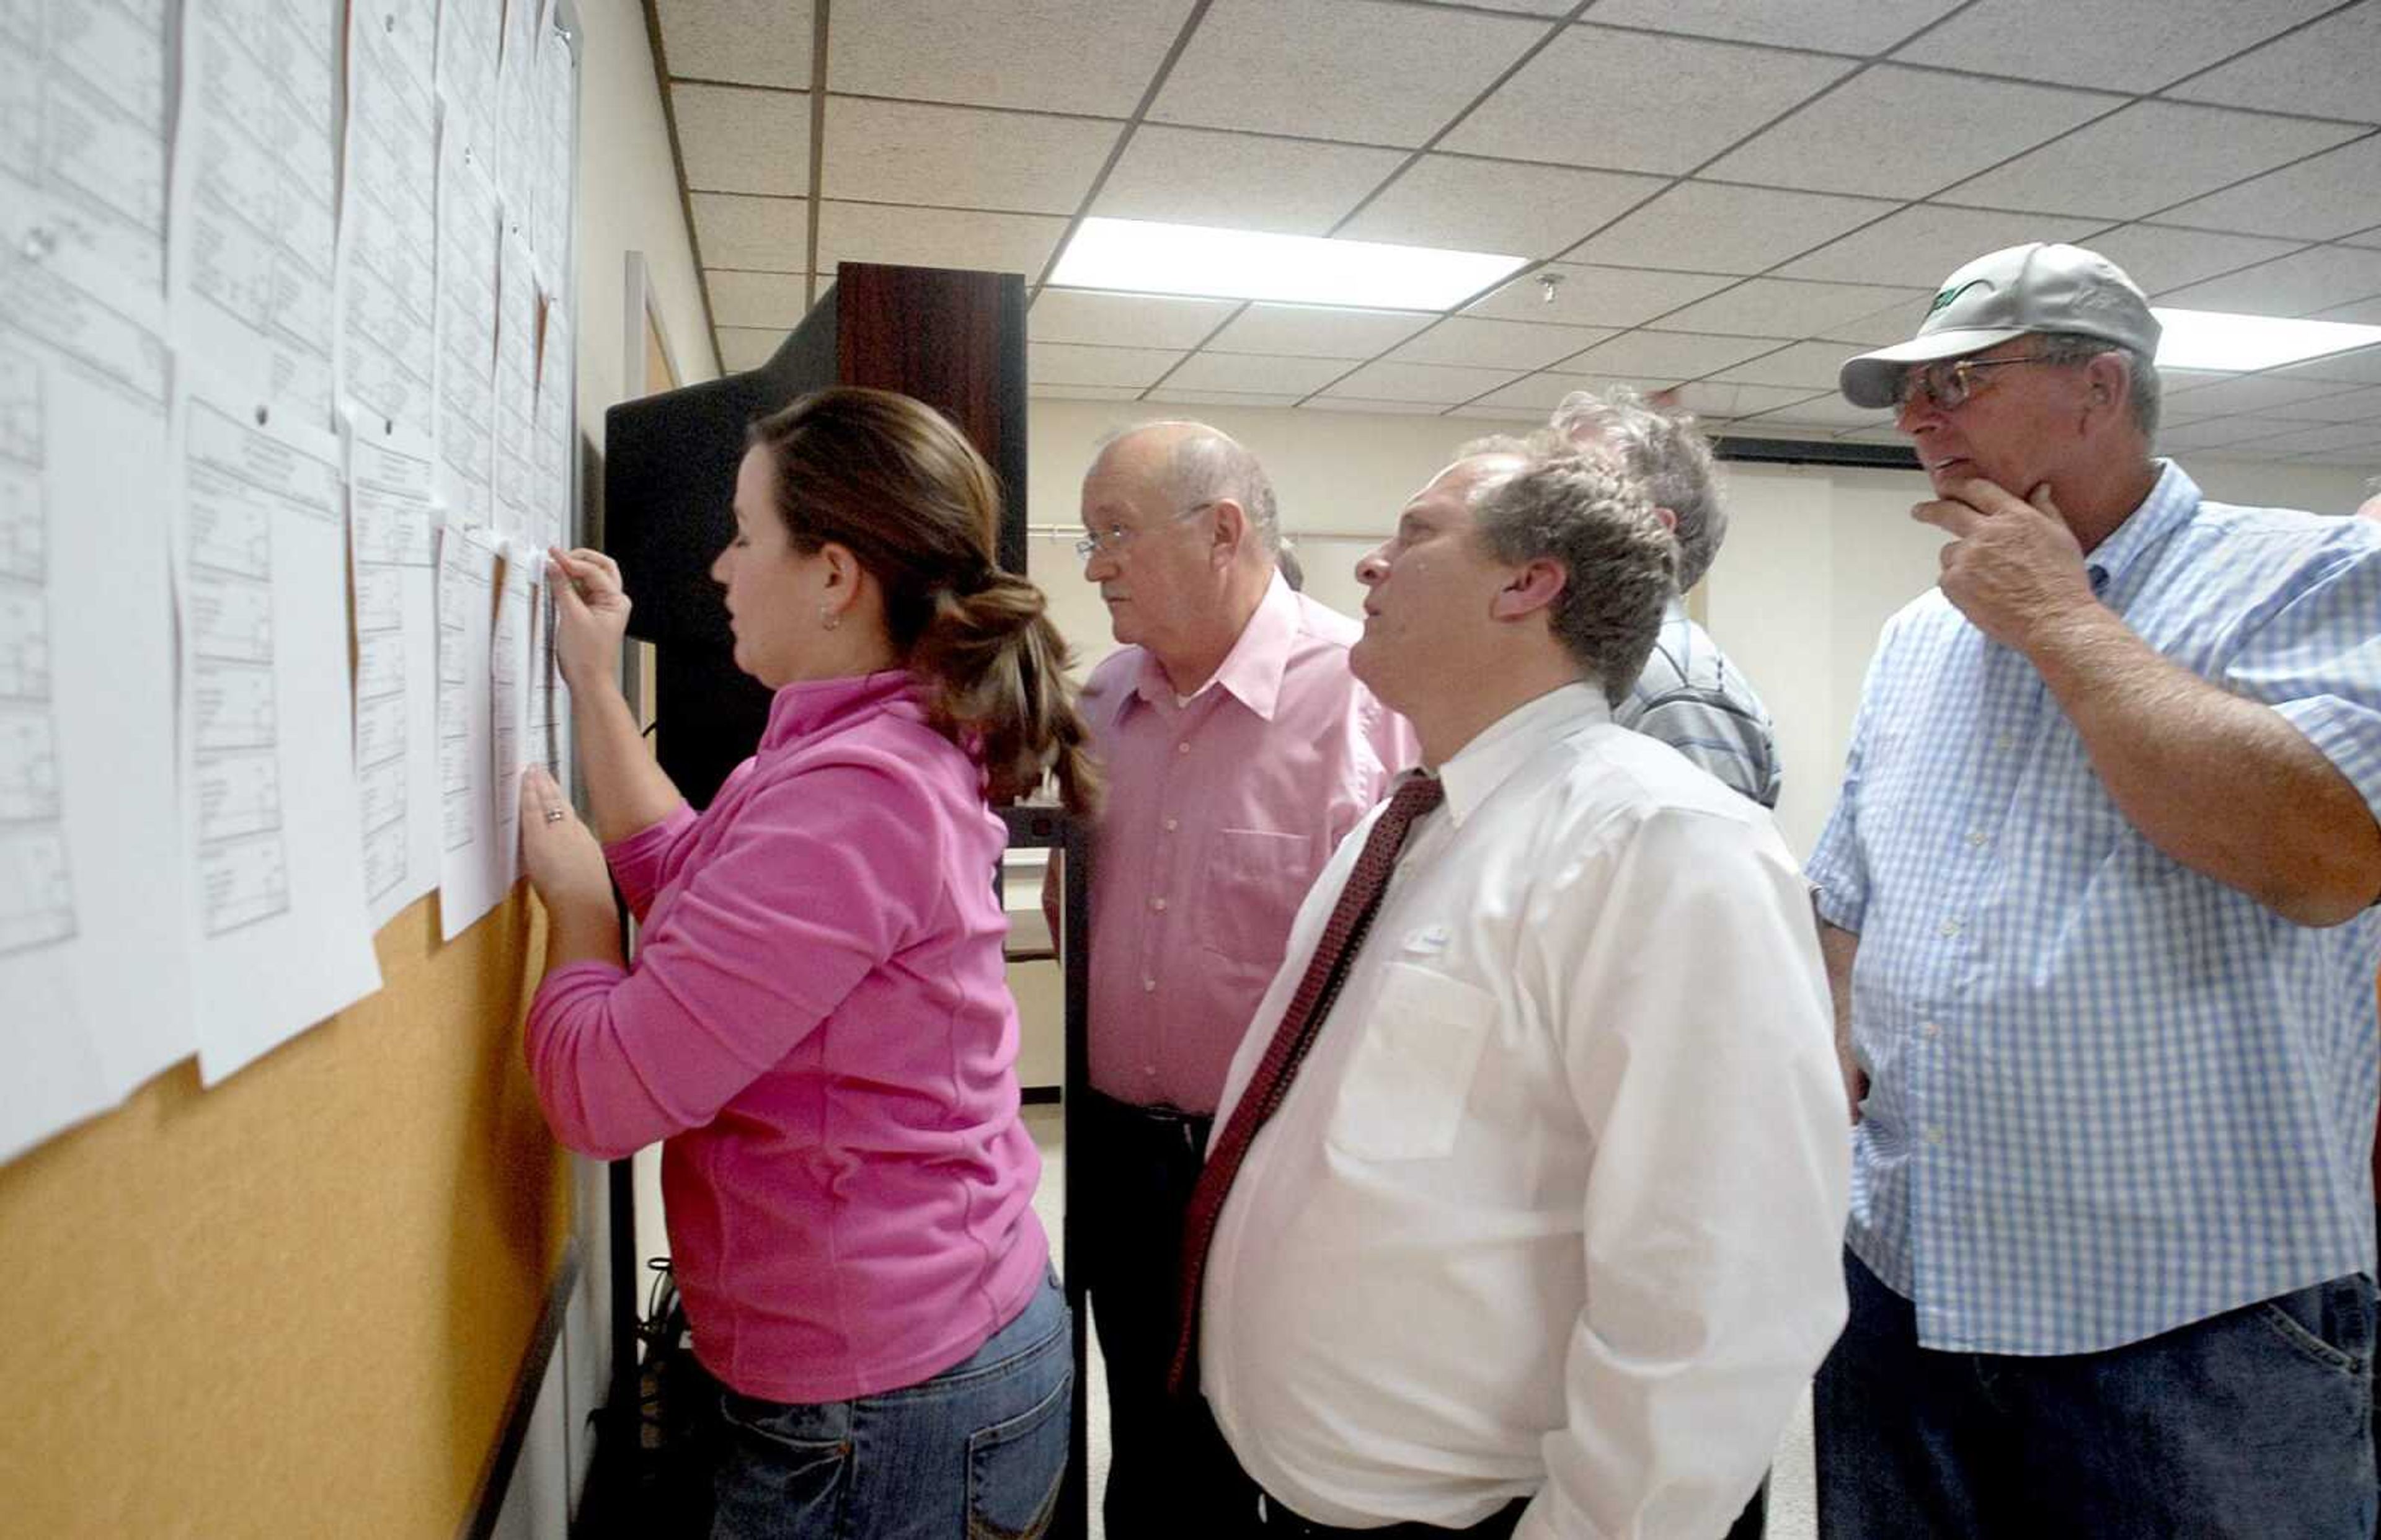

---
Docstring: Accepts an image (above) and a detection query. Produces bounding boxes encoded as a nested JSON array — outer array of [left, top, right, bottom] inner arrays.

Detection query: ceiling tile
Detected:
[[1580, 0, 1962, 53], [1818, 294, 1938, 344], [1744, 393, 1897, 430], [2156, 415, 2308, 449], [1318, 360, 1525, 404], [2271, 346, 2381, 386], [812, 202, 1068, 276], [2229, 420, 2381, 454], [1443, 25, 1853, 175], [2162, 373, 2360, 415], [1033, 385, 1143, 404], [1161, 352, 1355, 394], [1205, 303, 1434, 358], [2313, 298, 2381, 325], [1651, 278, 1931, 339], [1893, 0, 2339, 92], [2158, 244, 2381, 316], [1465, 264, 1738, 327], [1093, 125, 1407, 236], [2347, 227, 2381, 252], [2077, 224, 2310, 294], [1670, 382, 1831, 420], [1470, 371, 1656, 413], [1573, 183, 1897, 274], [1449, 0, 1569, 12], [818, 98, 1119, 214], [2256, 384, 2381, 422], [1777, 204, 2104, 285], [1559, 329, 1782, 382], [2157, 137, 2381, 244], [1943, 102, 2360, 220], [1840, 425, 1918, 444], [1031, 290, 1239, 350], [716, 327, 785, 373], [1144, 387, 1312, 408], [2168, 2, 2381, 124], [1710, 340, 1858, 390], [657, 0, 816, 90], [1386, 317, 1615, 370], [1148, 0, 1548, 147], [1301, 397, 1457, 416], [1029, 343, 1184, 388], [1336, 155, 1666, 261], [706, 269, 812, 328], [675, 85, 814, 197], [691, 193, 811, 272], [828, 0, 1193, 116], [1703, 67, 2117, 200]]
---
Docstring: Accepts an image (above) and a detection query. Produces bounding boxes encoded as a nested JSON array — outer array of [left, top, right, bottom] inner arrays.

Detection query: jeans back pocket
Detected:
[[965, 1370, 1072, 1540]]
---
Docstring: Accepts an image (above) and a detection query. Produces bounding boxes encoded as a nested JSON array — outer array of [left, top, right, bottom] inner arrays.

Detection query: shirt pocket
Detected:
[[1326, 962, 1496, 1163], [1197, 828, 1316, 968]]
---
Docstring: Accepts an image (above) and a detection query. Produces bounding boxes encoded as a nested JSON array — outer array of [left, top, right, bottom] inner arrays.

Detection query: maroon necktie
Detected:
[[1168, 771, 1447, 1398]]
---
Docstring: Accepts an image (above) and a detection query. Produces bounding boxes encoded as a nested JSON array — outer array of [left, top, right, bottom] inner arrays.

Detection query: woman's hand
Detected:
[[520, 766, 614, 920], [549, 546, 632, 691]]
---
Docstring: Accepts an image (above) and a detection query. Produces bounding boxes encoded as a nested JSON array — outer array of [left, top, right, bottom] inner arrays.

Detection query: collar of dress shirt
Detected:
[[1435, 682, 1609, 827], [1128, 569, 1300, 721], [759, 668, 920, 751], [2073, 458, 2194, 596]]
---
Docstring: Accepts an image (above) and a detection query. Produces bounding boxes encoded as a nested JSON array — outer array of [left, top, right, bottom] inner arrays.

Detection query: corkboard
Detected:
[[0, 889, 569, 1538]]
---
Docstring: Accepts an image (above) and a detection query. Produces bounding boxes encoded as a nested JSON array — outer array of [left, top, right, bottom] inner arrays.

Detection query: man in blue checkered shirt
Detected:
[[1809, 242, 2381, 1538]]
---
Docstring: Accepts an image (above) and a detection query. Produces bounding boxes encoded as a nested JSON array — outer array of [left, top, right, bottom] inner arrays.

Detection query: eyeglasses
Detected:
[[1899, 353, 2061, 413], [1073, 501, 1216, 564]]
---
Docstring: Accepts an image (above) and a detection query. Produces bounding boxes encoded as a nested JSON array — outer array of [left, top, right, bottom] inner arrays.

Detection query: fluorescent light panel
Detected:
[[1049, 216, 1525, 311], [2152, 308, 2381, 372]]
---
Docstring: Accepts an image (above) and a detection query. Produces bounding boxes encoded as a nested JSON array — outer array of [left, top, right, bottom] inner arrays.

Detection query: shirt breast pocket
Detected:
[[1197, 828, 1316, 968], [1326, 962, 1496, 1163]]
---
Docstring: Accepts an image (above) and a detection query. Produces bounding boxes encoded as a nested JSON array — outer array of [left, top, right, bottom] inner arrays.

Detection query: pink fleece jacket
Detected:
[[526, 670, 1047, 1403]]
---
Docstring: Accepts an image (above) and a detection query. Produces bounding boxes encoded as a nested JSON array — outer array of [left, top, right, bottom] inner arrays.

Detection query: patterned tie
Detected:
[[1168, 771, 1447, 1399]]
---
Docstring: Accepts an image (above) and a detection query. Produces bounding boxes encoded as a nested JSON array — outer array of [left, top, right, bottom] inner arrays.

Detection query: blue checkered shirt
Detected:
[[1808, 462, 2381, 1355], [1615, 598, 1781, 808]]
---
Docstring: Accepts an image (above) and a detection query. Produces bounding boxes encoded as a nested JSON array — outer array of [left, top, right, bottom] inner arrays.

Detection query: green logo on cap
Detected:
[[1928, 279, 1988, 318]]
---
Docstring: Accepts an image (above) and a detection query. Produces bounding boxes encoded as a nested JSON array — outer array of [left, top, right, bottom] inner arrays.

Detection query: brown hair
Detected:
[[748, 387, 1099, 814]]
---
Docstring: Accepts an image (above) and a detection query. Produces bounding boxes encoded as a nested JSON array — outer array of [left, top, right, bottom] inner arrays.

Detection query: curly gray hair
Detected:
[[1549, 386, 1726, 591]]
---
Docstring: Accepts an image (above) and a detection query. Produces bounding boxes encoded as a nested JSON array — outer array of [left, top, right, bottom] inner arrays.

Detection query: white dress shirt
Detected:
[[1200, 685, 1850, 1540]]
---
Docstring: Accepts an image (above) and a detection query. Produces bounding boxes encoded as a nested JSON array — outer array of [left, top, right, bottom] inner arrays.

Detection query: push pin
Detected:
[[1537, 272, 1564, 306], [20, 226, 56, 263]]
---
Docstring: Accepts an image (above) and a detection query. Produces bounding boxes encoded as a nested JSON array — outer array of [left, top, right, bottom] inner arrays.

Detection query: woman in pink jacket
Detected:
[[517, 387, 1095, 1539]]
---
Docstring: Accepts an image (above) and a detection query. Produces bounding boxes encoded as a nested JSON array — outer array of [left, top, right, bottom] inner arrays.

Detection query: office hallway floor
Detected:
[[1022, 1105, 1819, 1539]]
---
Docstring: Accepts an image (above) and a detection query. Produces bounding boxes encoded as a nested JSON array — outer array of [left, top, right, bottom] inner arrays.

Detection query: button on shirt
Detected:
[[1081, 573, 1415, 1113], [1613, 595, 1783, 807], [1200, 686, 1850, 1540], [1808, 462, 2381, 1356]]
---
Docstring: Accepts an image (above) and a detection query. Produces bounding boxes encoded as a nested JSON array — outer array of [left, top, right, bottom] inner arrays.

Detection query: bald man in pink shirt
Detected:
[[1066, 422, 1415, 1535]]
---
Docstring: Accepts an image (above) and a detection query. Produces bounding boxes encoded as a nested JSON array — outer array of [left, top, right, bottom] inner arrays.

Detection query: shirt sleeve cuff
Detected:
[[605, 802, 698, 913], [2275, 696, 2381, 826]]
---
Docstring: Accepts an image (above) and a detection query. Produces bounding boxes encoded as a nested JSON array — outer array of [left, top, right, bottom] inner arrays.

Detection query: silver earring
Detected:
[[819, 605, 840, 631]]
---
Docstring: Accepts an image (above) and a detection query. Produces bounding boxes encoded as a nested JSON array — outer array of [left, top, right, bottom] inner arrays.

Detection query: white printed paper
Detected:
[[433, 124, 499, 528], [436, 0, 502, 170], [490, 230, 538, 539], [348, 426, 443, 927], [334, 0, 440, 440], [0, 0, 173, 298], [437, 520, 502, 938], [530, 6, 576, 290], [167, 0, 341, 425], [176, 368, 381, 1082]]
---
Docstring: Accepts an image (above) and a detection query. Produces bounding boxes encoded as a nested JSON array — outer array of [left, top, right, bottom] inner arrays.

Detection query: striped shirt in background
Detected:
[[1613, 596, 1781, 808], [1808, 461, 2381, 1357]]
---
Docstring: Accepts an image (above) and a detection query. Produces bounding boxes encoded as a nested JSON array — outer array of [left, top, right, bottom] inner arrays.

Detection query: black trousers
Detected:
[[1077, 1091, 1257, 1537]]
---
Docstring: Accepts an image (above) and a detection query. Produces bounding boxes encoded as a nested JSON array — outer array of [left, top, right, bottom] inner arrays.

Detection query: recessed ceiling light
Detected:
[[1048, 217, 1526, 312], [2152, 308, 2381, 373]]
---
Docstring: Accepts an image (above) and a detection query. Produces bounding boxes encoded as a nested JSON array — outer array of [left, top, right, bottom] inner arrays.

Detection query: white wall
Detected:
[[1027, 395, 2381, 860]]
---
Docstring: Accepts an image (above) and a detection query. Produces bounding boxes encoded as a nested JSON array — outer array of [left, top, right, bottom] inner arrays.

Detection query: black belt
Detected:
[[1083, 1089, 1213, 1151], [1254, 1492, 1530, 1538]]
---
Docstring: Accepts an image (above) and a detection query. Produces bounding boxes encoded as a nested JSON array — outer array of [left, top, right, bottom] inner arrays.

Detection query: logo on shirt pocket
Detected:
[[1325, 961, 1496, 1162]]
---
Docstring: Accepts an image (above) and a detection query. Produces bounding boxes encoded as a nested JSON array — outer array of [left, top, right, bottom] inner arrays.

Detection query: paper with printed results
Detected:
[[166, 0, 341, 426], [0, 0, 174, 298], [437, 521, 502, 939], [0, 266, 193, 1160], [348, 426, 445, 929], [175, 368, 381, 1084], [334, 0, 441, 441], [433, 125, 501, 529]]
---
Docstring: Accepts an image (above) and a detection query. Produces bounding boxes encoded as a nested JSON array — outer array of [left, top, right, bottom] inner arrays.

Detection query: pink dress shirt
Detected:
[[1081, 574, 1416, 1113], [526, 670, 1047, 1404]]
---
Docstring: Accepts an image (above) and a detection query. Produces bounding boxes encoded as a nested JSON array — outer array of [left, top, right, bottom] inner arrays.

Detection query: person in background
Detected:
[[517, 387, 1095, 1540], [1064, 420, 1415, 1535], [1185, 437, 1848, 1539], [1552, 388, 1781, 809], [1813, 242, 2381, 1537]]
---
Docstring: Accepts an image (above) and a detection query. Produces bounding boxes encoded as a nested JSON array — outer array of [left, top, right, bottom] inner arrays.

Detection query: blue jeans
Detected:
[[708, 1273, 1073, 1540], [1816, 1249, 2376, 1539]]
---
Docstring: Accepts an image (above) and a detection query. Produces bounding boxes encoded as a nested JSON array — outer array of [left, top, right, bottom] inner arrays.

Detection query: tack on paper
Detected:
[[167, 0, 340, 425], [348, 425, 443, 929], [175, 368, 381, 1083]]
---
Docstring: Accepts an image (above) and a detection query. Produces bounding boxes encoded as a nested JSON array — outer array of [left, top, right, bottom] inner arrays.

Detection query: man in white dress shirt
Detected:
[[1189, 437, 1851, 1539]]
